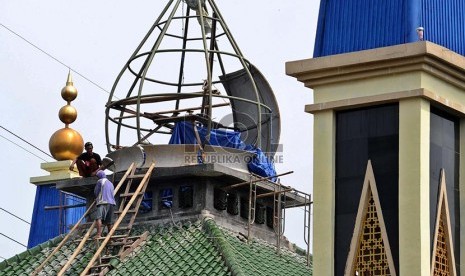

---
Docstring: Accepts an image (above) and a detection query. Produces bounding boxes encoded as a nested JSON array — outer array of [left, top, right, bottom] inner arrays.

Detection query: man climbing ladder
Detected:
[[94, 170, 116, 239]]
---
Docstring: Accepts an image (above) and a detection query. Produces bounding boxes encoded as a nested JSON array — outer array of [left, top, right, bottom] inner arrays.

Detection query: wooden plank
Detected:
[[119, 192, 145, 197], [57, 223, 96, 276], [52, 163, 135, 276], [119, 231, 149, 260], [31, 201, 96, 276], [80, 163, 155, 276]]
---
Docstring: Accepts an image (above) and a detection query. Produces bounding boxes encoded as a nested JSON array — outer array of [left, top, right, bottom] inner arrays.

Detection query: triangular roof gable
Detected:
[[431, 169, 457, 276], [344, 160, 396, 276]]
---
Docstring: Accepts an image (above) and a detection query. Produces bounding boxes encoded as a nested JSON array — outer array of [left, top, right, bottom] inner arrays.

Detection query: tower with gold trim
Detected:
[[287, 41, 465, 275], [286, 0, 465, 274], [286, 41, 465, 275]]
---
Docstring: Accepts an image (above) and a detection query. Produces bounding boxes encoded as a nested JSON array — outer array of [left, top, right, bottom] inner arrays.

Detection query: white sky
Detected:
[[0, 0, 318, 260]]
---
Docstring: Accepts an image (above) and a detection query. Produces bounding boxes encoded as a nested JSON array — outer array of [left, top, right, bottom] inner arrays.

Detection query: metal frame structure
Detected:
[[223, 171, 312, 266], [105, 0, 280, 153]]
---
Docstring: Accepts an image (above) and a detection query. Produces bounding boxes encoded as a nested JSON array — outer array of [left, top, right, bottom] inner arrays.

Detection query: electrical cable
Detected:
[[0, 133, 48, 162], [0, 22, 110, 95], [0, 233, 27, 248], [0, 125, 52, 159], [0, 207, 30, 225]]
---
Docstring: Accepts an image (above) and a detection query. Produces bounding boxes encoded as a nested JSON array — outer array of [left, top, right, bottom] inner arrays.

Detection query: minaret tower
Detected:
[[287, 0, 465, 275], [29, 72, 85, 247]]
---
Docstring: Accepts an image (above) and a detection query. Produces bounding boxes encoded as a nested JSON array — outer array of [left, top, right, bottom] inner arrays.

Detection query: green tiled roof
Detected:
[[0, 219, 312, 275]]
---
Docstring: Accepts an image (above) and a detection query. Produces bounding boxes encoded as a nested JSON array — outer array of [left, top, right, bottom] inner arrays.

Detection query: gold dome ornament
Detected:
[[59, 105, 77, 125], [49, 127, 84, 160], [48, 71, 84, 161], [61, 71, 78, 102]]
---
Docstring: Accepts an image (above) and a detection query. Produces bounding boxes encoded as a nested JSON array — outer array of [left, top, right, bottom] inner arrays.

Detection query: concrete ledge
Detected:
[[305, 88, 465, 116], [286, 41, 465, 90], [30, 160, 81, 185], [56, 163, 308, 208]]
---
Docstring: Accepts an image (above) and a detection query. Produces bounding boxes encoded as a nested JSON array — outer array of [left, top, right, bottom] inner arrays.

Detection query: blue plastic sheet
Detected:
[[161, 188, 173, 208], [169, 121, 245, 149], [169, 121, 277, 181]]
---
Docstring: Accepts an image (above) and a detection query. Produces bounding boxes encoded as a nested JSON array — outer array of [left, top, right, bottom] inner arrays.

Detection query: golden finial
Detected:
[[49, 71, 84, 161], [61, 70, 78, 102]]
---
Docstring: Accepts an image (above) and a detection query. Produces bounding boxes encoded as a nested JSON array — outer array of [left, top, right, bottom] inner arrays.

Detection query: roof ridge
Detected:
[[202, 218, 245, 276]]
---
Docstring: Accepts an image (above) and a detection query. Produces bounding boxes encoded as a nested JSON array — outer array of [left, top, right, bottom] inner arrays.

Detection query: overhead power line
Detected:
[[0, 22, 110, 95], [0, 125, 52, 159], [0, 207, 31, 225], [0, 133, 48, 162], [0, 233, 27, 248]]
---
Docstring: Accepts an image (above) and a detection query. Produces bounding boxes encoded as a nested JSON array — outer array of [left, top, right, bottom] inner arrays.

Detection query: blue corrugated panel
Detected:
[[64, 193, 86, 233], [314, 0, 465, 57], [27, 185, 87, 248], [421, 0, 465, 55], [27, 185, 61, 248], [314, 0, 407, 57]]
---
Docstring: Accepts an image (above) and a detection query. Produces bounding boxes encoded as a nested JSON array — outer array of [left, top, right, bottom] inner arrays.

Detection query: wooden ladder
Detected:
[[79, 162, 155, 276], [31, 163, 137, 276]]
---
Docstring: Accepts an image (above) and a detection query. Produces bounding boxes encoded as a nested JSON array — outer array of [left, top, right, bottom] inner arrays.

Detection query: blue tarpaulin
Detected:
[[169, 121, 277, 181]]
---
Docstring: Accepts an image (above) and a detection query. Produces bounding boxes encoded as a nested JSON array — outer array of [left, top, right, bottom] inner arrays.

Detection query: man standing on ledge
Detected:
[[94, 170, 116, 239], [69, 142, 102, 177]]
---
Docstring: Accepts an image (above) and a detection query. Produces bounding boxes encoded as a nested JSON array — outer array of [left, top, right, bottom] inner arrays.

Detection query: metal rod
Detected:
[[136, 0, 183, 145], [214, 41, 226, 76], [223, 171, 294, 190], [305, 195, 312, 267], [106, 0, 176, 152], [175, 7, 190, 110], [274, 180, 282, 255], [256, 188, 293, 199], [112, 115, 138, 120], [198, 0, 213, 145], [133, 125, 164, 146], [145, 102, 229, 116], [208, 12, 218, 77], [247, 175, 257, 243], [207, 0, 262, 149], [44, 203, 86, 211]]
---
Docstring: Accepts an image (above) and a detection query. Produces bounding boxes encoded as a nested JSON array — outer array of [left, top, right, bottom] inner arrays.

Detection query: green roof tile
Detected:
[[0, 219, 311, 276]]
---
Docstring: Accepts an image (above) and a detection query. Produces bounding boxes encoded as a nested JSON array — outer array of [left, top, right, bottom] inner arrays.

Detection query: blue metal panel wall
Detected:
[[314, 0, 408, 57], [27, 185, 87, 248], [421, 0, 465, 56], [27, 185, 60, 248], [64, 193, 86, 233], [313, 0, 465, 57]]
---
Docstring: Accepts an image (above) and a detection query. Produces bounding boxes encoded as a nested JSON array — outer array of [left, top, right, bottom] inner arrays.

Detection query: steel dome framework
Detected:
[[105, 0, 281, 155]]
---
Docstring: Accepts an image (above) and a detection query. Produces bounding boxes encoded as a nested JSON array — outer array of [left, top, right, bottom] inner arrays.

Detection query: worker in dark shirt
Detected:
[[69, 142, 102, 177]]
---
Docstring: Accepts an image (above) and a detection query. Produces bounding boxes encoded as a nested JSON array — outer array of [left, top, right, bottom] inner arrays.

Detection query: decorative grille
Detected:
[[353, 193, 391, 275], [433, 212, 451, 276]]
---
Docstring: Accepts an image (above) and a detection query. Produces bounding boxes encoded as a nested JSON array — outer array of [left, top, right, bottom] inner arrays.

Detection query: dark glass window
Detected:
[[179, 185, 193, 209], [335, 104, 399, 275], [430, 107, 460, 272]]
